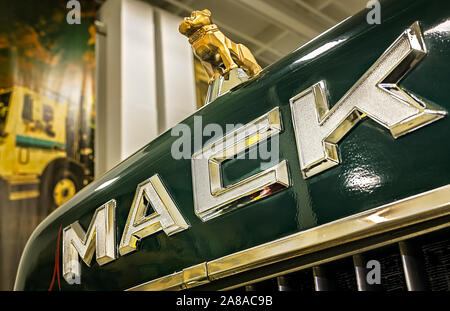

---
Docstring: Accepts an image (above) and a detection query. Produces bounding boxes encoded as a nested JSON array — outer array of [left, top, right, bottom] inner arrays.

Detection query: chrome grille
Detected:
[[227, 227, 450, 291]]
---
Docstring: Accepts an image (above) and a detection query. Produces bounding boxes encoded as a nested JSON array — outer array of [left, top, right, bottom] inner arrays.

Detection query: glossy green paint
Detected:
[[14, 0, 450, 290]]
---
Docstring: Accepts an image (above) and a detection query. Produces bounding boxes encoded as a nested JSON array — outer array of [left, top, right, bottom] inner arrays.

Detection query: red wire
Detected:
[[48, 224, 62, 291]]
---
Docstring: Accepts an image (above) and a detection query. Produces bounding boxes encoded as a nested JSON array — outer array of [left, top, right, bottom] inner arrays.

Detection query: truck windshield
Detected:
[[0, 91, 11, 136]]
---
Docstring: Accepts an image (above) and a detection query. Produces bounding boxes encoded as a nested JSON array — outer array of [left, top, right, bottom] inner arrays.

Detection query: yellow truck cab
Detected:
[[0, 86, 87, 210]]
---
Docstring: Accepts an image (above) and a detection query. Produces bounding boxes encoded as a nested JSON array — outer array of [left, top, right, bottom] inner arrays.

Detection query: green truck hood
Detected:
[[14, 0, 450, 290]]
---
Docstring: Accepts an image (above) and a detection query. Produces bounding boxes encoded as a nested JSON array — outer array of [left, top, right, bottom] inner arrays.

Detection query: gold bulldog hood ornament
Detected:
[[179, 9, 262, 105]]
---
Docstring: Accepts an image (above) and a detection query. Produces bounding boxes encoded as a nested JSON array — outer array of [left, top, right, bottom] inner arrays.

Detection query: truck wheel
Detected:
[[40, 167, 82, 213]]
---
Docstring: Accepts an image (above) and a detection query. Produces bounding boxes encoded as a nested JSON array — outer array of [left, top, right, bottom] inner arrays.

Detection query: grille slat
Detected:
[[313, 266, 334, 291], [367, 245, 407, 291], [244, 285, 256, 291], [399, 241, 428, 291], [353, 254, 381, 291], [276, 276, 291, 291]]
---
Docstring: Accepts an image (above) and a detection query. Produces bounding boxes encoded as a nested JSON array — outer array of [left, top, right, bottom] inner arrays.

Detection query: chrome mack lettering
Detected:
[[62, 22, 446, 285], [191, 107, 289, 222], [63, 200, 117, 284], [63, 176, 189, 284], [290, 22, 446, 178], [119, 174, 189, 255]]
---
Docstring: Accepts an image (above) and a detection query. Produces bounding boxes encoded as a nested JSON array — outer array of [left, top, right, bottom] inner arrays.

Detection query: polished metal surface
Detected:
[[62, 199, 117, 284], [179, 9, 262, 84], [119, 174, 189, 255], [205, 68, 249, 105], [14, 1, 450, 291], [290, 22, 446, 178], [127, 184, 450, 290], [399, 240, 428, 291], [353, 253, 379, 291], [127, 262, 208, 291], [192, 107, 290, 221], [313, 266, 334, 291], [276, 276, 292, 291]]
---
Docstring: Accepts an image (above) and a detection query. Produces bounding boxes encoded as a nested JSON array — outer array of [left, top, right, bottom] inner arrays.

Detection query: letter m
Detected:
[[63, 200, 117, 284]]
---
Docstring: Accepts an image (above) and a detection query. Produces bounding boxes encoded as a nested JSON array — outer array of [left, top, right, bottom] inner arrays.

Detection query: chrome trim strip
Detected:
[[215, 221, 450, 291], [126, 262, 208, 291], [127, 184, 450, 291]]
